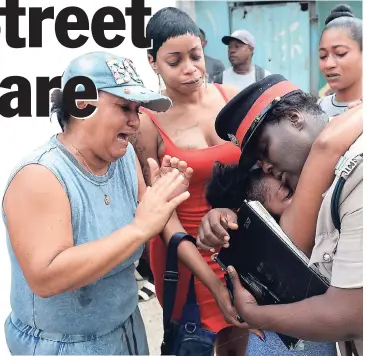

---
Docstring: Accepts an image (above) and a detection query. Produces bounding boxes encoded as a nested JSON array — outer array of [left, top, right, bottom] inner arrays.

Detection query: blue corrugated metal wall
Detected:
[[231, 2, 311, 92], [196, 2, 311, 92], [195, 1, 231, 67]]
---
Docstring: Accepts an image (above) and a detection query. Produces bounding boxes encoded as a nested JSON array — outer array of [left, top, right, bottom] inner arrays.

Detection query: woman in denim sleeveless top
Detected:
[[2, 51, 192, 355]]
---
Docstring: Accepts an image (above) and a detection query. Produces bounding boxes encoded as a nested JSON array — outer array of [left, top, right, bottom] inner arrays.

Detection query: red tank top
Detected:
[[141, 84, 240, 236], [143, 85, 240, 332]]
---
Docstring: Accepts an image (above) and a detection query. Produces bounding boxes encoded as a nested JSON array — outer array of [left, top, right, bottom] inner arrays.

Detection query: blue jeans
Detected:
[[246, 331, 337, 356], [5, 307, 148, 355]]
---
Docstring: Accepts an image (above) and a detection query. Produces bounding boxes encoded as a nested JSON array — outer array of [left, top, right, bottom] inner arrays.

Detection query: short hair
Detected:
[[199, 28, 206, 39], [322, 4, 362, 51], [263, 91, 328, 126], [206, 162, 266, 209], [146, 7, 201, 61]]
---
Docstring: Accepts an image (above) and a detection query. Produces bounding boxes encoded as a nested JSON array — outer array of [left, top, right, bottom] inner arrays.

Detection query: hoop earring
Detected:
[[157, 74, 164, 94]]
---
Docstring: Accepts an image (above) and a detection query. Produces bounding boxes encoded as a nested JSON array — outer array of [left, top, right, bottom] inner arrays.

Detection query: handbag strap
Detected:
[[163, 232, 196, 330], [331, 153, 363, 231], [331, 154, 362, 356], [345, 340, 359, 356], [186, 274, 197, 305], [255, 65, 266, 82]]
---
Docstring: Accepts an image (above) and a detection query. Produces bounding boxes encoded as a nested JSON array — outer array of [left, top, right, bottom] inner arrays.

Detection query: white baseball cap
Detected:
[[222, 30, 255, 48]]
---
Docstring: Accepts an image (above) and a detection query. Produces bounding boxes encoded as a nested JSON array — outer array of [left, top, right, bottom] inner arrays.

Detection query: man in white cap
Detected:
[[214, 29, 271, 89]]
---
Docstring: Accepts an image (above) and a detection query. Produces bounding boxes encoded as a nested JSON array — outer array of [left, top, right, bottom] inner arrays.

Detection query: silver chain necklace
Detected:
[[71, 144, 111, 205]]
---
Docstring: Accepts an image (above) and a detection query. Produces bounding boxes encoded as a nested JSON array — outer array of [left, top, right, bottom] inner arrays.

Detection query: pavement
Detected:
[[139, 296, 163, 355], [138, 291, 341, 356]]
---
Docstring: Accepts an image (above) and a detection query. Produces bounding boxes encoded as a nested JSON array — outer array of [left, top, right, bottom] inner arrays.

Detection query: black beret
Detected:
[[215, 74, 300, 171]]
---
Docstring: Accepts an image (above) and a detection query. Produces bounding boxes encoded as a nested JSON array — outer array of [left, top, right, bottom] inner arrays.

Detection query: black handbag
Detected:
[[161, 232, 217, 356]]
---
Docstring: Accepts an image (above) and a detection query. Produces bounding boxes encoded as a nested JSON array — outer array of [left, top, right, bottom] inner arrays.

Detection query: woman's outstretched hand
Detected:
[[133, 169, 190, 239], [148, 155, 193, 200]]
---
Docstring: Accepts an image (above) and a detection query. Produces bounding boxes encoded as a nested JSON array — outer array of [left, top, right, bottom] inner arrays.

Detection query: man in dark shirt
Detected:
[[199, 28, 225, 83]]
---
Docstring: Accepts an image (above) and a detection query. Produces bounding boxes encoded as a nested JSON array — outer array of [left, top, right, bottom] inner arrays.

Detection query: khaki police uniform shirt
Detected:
[[309, 134, 363, 356]]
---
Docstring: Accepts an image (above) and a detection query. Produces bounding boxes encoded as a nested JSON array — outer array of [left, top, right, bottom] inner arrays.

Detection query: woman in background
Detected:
[[131, 7, 254, 356], [318, 5, 362, 116]]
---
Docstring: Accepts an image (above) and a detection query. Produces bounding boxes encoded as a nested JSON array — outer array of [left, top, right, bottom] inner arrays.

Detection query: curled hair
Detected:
[[50, 89, 70, 131], [322, 4, 362, 50], [146, 7, 201, 61], [263, 91, 328, 126], [206, 162, 266, 209]]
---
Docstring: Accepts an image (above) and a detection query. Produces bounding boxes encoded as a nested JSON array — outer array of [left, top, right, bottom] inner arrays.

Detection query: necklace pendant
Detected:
[[104, 195, 110, 205]]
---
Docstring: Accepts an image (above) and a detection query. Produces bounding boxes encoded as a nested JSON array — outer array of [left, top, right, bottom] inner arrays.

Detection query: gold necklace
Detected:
[[71, 144, 111, 205]]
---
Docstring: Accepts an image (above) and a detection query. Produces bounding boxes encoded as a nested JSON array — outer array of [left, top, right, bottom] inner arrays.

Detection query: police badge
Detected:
[[227, 133, 239, 147]]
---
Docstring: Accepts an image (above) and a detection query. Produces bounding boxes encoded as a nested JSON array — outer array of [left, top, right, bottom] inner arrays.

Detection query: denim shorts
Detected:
[[5, 307, 149, 355]]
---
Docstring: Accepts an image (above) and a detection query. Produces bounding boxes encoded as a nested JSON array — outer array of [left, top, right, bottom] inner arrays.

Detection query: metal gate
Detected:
[[230, 2, 311, 92]]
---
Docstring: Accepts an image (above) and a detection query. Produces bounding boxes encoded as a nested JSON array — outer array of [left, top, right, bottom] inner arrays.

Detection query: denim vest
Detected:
[[2, 135, 143, 338]]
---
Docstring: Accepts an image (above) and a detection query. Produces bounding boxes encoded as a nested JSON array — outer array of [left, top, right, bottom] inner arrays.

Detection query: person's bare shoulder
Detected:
[[130, 111, 159, 155], [138, 110, 160, 135], [220, 84, 240, 100], [130, 110, 160, 183], [3, 164, 73, 295], [4, 164, 70, 215]]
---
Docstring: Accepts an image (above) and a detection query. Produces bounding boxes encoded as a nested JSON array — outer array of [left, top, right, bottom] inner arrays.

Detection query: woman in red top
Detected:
[[131, 7, 250, 356]]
